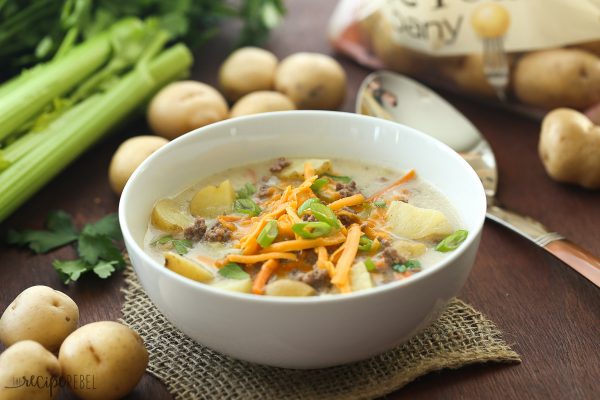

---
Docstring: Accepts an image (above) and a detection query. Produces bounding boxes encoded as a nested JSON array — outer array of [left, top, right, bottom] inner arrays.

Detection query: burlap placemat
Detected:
[[120, 266, 520, 400]]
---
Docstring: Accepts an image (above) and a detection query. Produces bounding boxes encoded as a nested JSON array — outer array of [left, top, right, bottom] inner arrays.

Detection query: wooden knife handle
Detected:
[[544, 239, 600, 287]]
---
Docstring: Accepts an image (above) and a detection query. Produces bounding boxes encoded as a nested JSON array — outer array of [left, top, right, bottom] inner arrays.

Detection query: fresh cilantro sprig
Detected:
[[152, 235, 192, 255], [6, 211, 124, 284]]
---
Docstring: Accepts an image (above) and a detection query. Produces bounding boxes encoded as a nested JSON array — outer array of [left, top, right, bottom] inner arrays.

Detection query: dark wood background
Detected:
[[1, 1, 599, 399]]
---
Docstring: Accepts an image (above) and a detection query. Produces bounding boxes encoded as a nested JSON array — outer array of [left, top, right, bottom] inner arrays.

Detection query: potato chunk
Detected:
[[164, 252, 214, 283], [386, 201, 453, 240], [190, 179, 235, 218], [265, 279, 316, 297], [392, 240, 427, 259], [151, 198, 194, 233], [212, 278, 252, 293], [350, 262, 373, 292], [277, 159, 332, 180]]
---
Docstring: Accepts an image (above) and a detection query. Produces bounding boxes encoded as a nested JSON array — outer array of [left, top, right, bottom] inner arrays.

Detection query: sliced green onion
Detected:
[[297, 198, 321, 216], [257, 220, 278, 248], [324, 173, 352, 183], [218, 263, 250, 280], [364, 258, 376, 272], [404, 260, 421, 270], [236, 182, 256, 199], [373, 199, 386, 208], [234, 198, 262, 216], [307, 202, 339, 228], [435, 230, 468, 252], [392, 264, 407, 273], [292, 222, 332, 239], [310, 177, 328, 193], [358, 235, 373, 251]]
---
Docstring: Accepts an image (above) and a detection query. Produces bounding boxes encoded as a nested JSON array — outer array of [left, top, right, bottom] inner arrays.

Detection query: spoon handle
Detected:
[[486, 205, 600, 287]]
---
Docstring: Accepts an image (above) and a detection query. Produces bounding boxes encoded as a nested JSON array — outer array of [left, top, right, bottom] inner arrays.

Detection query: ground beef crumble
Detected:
[[257, 184, 272, 198], [269, 157, 290, 173], [183, 218, 207, 241], [381, 245, 406, 267], [301, 214, 317, 222], [298, 267, 330, 291], [335, 181, 360, 198], [204, 221, 231, 242]]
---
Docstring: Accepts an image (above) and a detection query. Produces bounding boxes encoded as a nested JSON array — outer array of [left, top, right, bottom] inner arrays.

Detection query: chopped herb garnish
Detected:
[[236, 183, 256, 199], [234, 198, 262, 216], [310, 177, 328, 193], [324, 173, 352, 183], [257, 220, 278, 248], [152, 235, 193, 255], [219, 263, 250, 280], [358, 235, 373, 251], [435, 230, 468, 252], [364, 258, 376, 272], [292, 221, 332, 239], [392, 264, 407, 273], [373, 199, 387, 208], [9, 211, 124, 283]]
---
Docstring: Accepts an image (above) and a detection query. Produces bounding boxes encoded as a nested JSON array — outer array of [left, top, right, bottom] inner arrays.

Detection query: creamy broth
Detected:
[[144, 157, 466, 296]]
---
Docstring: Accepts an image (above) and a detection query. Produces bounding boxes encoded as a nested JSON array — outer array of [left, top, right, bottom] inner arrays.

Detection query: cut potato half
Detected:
[[212, 278, 252, 293], [350, 262, 373, 292], [387, 201, 453, 240], [151, 198, 194, 233], [265, 279, 317, 296], [190, 179, 235, 218], [164, 252, 214, 283]]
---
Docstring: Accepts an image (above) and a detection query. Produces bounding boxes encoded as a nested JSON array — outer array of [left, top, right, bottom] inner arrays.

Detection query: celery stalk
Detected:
[[0, 44, 192, 222]]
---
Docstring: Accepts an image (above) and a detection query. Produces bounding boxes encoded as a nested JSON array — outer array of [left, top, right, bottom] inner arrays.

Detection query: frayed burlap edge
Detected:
[[120, 266, 520, 400]]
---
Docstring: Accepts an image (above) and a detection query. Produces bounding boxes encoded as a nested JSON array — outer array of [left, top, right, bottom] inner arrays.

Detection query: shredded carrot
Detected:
[[227, 252, 297, 264], [304, 162, 315, 181], [285, 206, 302, 224], [329, 194, 365, 211], [330, 244, 345, 263], [240, 218, 268, 255], [363, 224, 390, 240], [276, 215, 294, 238], [331, 224, 362, 291], [261, 233, 345, 253], [220, 215, 243, 222], [217, 217, 237, 231], [368, 169, 416, 200], [316, 246, 328, 268], [252, 259, 279, 295]]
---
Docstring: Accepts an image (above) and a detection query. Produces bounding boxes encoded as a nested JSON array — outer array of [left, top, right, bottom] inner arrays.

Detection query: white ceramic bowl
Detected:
[[119, 111, 486, 369]]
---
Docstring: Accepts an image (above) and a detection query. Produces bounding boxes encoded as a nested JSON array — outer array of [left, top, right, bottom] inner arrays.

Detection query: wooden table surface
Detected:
[[1, 1, 599, 399]]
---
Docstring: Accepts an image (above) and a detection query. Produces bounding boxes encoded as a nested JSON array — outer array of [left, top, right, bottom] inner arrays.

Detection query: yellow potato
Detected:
[[151, 198, 194, 233], [275, 53, 346, 110], [0, 286, 79, 352], [436, 54, 498, 98], [277, 158, 331, 180], [147, 81, 228, 139], [189, 179, 235, 218], [0, 340, 61, 400], [513, 49, 600, 109], [392, 240, 427, 259], [108, 136, 168, 195], [569, 40, 600, 56], [164, 252, 214, 283], [59, 321, 148, 400], [386, 201, 453, 241], [350, 262, 373, 292], [230, 91, 296, 118], [212, 278, 252, 293], [265, 279, 316, 296], [219, 47, 278, 101]]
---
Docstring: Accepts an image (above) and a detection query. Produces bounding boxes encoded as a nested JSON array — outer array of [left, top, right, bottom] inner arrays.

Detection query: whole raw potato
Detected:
[[108, 135, 168, 195], [59, 321, 148, 400], [147, 81, 228, 139], [437, 54, 498, 98], [275, 53, 347, 109], [230, 91, 296, 117], [514, 49, 600, 109], [0, 340, 61, 400], [219, 47, 278, 101], [0, 286, 79, 352]]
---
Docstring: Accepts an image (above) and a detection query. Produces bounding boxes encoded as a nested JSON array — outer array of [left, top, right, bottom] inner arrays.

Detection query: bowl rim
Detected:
[[119, 110, 486, 305]]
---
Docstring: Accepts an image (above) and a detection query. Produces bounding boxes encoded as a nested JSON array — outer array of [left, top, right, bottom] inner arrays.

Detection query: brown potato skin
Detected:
[[275, 53, 347, 110], [539, 108, 600, 189], [59, 321, 148, 400], [514, 49, 600, 109], [230, 91, 296, 118], [0, 286, 79, 352], [0, 340, 62, 400], [436, 54, 498, 98], [219, 47, 278, 101]]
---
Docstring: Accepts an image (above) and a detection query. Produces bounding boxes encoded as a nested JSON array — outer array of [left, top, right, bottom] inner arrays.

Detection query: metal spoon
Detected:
[[357, 71, 600, 287]]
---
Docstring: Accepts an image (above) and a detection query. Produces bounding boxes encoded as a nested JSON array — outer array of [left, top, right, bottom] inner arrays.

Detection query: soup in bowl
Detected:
[[120, 111, 486, 368]]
